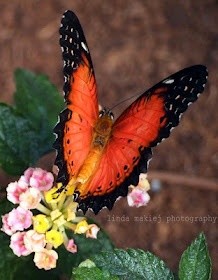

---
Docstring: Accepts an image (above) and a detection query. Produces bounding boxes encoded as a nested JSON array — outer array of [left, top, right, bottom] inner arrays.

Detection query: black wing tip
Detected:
[[184, 64, 207, 71], [62, 10, 79, 22], [183, 65, 208, 79], [59, 9, 90, 60], [60, 10, 83, 37], [188, 64, 207, 69], [149, 64, 209, 147], [184, 64, 209, 91]]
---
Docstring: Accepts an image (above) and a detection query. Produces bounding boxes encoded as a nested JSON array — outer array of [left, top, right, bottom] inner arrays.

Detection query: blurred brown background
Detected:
[[0, 0, 217, 278]]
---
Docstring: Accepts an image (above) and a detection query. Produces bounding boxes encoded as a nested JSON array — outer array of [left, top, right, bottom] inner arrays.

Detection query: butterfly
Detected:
[[53, 10, 208, 214]]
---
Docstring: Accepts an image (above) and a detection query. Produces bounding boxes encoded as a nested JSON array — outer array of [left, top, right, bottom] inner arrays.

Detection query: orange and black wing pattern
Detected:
[[78, 65, 208, 213], [54, 11, 99, 186], [54, 11, 208, 214]]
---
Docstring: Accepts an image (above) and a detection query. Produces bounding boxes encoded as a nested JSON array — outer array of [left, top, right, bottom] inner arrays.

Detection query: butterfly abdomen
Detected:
[[75, 115, 113, 195], [77, 148, 102, 184], [75, 142, 107, 196]]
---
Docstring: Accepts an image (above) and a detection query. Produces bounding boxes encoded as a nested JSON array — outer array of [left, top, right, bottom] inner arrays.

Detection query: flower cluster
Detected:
[[1, 168, 100, 270]]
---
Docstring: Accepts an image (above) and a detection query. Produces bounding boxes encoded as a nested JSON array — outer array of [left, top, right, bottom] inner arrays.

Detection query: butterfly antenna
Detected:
[[110, 92, 141, 111]]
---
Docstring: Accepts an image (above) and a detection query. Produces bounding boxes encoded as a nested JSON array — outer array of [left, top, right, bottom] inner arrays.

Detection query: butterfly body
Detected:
[[54, 10, 208, 214], [76, 113, 113, 186]]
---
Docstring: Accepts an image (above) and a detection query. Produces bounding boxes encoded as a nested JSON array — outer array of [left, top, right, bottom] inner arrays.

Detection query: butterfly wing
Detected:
[[54, 11, 99, 185], [78, 65, 208, 213], [112, 65, 208, 147]]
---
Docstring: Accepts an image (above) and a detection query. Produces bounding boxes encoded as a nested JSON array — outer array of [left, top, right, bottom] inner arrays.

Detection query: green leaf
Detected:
[[72, 266, 118, 280], [91, 249, 174, 280], [57, 229, 114, 276], [14, 68, 64, 159], [14, 68, 64, 132], [0, 198, 14, 218], [179, 233, 211, 280], [0, 68, 64, 175], [0, 104, 41, 174], [73, 226, 114, 262], [0, 232, 25, 280]]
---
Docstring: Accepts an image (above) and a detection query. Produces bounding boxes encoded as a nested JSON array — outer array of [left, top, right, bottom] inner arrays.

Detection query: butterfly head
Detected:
[[99, 107, 114, 120]]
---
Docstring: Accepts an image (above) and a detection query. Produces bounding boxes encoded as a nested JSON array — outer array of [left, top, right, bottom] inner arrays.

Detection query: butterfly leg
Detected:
[[65, 178, 77, 195], [49, 179, 76, 201]]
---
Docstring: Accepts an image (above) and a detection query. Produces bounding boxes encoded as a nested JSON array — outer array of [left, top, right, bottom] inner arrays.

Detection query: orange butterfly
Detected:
[[54, 10, 208, 214]]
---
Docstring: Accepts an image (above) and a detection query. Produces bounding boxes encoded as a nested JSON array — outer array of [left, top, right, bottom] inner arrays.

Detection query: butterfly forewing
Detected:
[[54, 10, 99, 185], [112, 65, 208, 147]]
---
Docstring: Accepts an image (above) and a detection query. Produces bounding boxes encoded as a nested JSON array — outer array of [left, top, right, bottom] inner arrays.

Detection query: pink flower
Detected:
[[29, 168, 54, 191], [19, 187, 41, 209], [34, 248, 58, 270], [23, 167, 35, 183], [65, 239, 77, 253], [127, 186, 150, 207], [10, 232, 32, 256], [6, 180, 28, 204], [86, 224, 100, 239], [1, 214, 16, 235], [7, 206, 33, 231], [24, 230, 46, 252]]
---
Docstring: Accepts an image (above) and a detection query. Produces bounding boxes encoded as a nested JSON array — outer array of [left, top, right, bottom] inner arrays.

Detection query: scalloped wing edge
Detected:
[[53, 108, 70, 184]]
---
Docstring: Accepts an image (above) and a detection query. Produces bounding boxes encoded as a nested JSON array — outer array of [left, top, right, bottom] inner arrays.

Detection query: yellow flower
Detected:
[[46, 229, 64, 248], [33, 214, 52, 233], [74, 220, 89, 234]]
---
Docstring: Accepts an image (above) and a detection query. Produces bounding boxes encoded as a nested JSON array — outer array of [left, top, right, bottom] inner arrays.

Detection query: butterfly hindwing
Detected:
[[77, 65, 208, 213], [54, 10, 99, 185], [78, 148, 152, 214]]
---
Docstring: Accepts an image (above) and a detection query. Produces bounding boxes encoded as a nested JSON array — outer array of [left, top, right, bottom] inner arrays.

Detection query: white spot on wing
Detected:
[[81, 41, 89, 52], [163, 78, 174, 84]]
